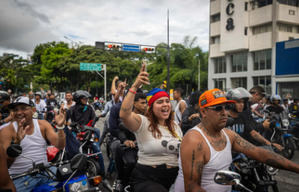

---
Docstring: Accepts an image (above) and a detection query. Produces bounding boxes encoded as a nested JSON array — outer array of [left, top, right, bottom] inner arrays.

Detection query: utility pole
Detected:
[[198, 59, 200, 91], [167, 9, 170, 93]]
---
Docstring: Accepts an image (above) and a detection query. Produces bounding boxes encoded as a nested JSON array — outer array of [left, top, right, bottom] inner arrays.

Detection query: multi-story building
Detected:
[[208, 0, 299, 98]]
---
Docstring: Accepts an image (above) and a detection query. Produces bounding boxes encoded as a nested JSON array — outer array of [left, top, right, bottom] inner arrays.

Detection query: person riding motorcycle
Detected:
[[66, 90, 105, 175], [226, 87, 282, 151], [109, 91, 146, 191], [45, 93, 59, 123], [265, 94, 284, 115], [289, 98, 299, 118], [33, 92, 47, 120]]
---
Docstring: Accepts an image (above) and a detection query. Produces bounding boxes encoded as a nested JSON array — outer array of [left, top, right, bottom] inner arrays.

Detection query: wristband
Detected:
[[129, 88, 137, 94], [56, 125, 64, 130]]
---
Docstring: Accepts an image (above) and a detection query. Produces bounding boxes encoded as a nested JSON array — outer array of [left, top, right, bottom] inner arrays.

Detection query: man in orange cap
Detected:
[[174, 88, 299, 192]]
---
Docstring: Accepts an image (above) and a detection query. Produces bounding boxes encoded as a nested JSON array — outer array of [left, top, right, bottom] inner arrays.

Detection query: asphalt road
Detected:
[[95, 114, 299, 192]]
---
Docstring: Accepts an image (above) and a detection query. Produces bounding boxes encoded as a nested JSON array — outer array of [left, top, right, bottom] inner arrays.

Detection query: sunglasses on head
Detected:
[[206, 104, 231, 112]]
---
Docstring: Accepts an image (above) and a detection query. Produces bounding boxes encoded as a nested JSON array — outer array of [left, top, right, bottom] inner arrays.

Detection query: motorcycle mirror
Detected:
[[214, 170, 241, 185], [71, 153, 87, 172], [7, 143, 22, 158]]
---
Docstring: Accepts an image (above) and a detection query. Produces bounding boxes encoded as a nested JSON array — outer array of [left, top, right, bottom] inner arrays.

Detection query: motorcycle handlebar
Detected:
[[11, 159, 71, 180]]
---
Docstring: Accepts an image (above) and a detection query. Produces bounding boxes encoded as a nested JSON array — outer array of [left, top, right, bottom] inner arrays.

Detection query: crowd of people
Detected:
[[0, 63, 299, 192]]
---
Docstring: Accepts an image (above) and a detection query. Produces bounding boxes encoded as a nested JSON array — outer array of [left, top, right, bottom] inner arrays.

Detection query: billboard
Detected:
[[276, 39, 299, 76]]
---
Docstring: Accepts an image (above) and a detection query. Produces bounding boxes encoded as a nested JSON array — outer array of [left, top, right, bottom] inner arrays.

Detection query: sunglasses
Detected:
[[207, 104, 231, 112]]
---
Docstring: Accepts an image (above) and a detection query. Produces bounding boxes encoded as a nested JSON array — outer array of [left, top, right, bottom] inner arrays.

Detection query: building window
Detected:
[[253, 49, 272, 70], [244, 27, 248, 35], [252, 23, 272, 35], [251, 0, 273, 9], [211, 13, 220, 23], [253, 76, 272, 95], [278, 23, 293, 32], [231, 77, 247, 89], [231, 52, 247, 72], [214, 78, 226, 90], [210, 36, 220, 44], [278, 0, 299, 7], [214, 57, 226, 73]]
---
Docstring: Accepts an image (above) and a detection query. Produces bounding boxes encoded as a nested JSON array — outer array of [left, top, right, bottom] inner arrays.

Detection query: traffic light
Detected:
[[105, 43, 122, 50], [142, 46, 155, 53]]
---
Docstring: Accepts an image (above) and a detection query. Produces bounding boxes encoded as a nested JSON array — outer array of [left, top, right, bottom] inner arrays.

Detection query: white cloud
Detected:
[[0, 0, 209, 56]]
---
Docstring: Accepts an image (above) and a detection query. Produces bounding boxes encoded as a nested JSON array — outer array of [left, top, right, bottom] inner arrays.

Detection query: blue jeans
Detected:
[[92, 128, 105, 176], [13, 167, 56, 192]]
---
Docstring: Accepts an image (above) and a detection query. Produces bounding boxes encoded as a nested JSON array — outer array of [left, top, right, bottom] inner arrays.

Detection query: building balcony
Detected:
[[249, 5, 272, 27], [210, 0, 220, 15], [277, 31, 299, 42], [210, 21, 220, 36], [277, 4, 299, 24], [210, 43, 225, 58], [249, 32, 272, 51]]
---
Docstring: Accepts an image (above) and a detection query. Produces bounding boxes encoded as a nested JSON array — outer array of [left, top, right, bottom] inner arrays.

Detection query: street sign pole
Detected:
[[80, 63, 106, 102], [104, 64, 107, 102]]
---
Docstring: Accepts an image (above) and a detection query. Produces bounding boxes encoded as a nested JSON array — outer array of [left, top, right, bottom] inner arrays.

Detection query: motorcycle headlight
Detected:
[[68, 179, 89, 192], [282, 119, 289, 127], [266, 166, 279, 176]]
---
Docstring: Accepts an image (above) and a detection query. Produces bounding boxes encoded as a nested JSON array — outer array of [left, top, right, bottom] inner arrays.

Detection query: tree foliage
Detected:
[[1, 36, 208, 96]]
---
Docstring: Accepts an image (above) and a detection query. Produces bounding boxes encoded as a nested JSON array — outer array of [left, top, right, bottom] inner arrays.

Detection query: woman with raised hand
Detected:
[[119, 63, 182, 192]]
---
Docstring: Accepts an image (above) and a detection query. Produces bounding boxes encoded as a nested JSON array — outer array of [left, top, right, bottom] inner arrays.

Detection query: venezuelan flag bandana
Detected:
[[146, 88, 169, 107]]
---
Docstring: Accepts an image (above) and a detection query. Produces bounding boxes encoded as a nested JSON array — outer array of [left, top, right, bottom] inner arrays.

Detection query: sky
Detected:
[[0, 0, 210, 57]]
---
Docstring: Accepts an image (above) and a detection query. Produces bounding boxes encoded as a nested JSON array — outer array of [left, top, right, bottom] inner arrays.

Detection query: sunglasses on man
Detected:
[[206, 104, 232, 112]]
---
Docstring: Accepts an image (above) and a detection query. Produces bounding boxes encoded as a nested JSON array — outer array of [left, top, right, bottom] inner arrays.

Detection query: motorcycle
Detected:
[[289, 114, 299, 149], [266, 110, 296, 159], [7, 143, 111, 192], [230, 149, 279, 192], [70, 120, 106, 178]]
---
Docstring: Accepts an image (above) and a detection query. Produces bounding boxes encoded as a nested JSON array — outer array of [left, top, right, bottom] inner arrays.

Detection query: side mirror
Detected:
[[214, 170, 241, 185], [7, 143, 22, 158]]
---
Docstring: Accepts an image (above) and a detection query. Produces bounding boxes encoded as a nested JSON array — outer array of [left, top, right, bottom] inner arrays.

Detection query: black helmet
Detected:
[[0, 91, 10, 103], [73, 90, 91, 103]]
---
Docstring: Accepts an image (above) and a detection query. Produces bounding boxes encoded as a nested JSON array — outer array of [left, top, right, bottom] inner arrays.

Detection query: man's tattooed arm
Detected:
[[250, 130, 270, 146], [231, 130, 299, 173], [182, 139, 207, 192]]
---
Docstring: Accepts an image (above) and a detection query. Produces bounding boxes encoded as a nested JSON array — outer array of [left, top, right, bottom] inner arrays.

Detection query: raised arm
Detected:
[[228, 129, 299, 173], [45, 107, 66, 150], [119, 63, 149, 132], [181, 132, 207, 192], [110, 76, 119, 95]]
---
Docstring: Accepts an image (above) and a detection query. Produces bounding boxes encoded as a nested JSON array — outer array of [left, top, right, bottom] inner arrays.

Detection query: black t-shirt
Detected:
[[265, 105, 284, 114], [67, 104, 96, 125], [226, 114, 253, 141], [46, 99, 59, 111], [0, 107, 10, 120]]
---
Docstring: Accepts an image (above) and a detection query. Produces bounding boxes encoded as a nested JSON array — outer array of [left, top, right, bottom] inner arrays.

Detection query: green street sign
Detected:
[[80, 63, 102, 71]]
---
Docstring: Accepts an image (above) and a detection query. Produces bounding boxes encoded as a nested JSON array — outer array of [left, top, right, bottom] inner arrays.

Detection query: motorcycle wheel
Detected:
[[86, 158, 101, 177], [282, 138, 295, 160]]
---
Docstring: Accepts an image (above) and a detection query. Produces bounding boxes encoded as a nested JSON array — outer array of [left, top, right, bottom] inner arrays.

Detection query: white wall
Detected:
[[220, 0, 249, 52]]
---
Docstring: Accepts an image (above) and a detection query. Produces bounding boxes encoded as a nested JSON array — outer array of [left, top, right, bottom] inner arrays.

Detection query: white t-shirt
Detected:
[[63, 100, 75, 110], [174, 100, 187, 124], [34, 99, 47, 113], [134, 114, 183, 167]]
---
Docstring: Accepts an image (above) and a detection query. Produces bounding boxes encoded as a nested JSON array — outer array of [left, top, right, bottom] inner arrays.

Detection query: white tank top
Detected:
[[9, 119, 48, 175], [174, 100, 186, 124], [174, 127, 232, 192]]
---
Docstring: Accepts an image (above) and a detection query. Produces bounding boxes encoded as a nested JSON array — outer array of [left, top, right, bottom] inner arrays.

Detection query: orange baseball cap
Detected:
[[199, 88, 235, 108]]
